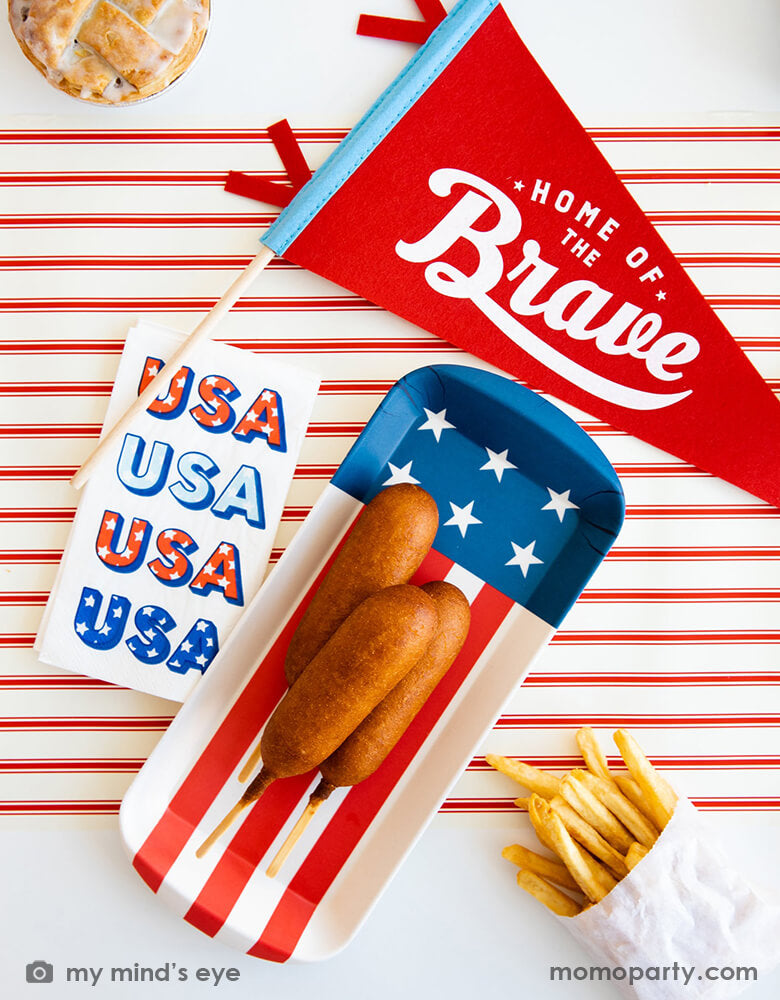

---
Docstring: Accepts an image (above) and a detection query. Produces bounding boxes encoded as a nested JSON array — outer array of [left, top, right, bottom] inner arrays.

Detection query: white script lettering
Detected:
[[396, 169, 699, 409]]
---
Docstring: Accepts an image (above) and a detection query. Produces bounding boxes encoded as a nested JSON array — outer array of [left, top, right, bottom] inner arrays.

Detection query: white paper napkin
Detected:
[[560, 799, 780, 1000], [36, 322, 320, 702]]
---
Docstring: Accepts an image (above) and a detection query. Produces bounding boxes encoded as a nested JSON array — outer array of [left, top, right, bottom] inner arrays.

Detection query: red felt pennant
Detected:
[[266, 119, 313, 190], [357, 1, 447, 45], [282, 6, 780, 507], [224, 119, 312, 208]]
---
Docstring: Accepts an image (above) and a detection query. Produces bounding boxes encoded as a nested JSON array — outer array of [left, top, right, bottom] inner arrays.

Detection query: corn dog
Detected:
[[284, 484, 439, 685], [197, 584, 438, 856], [266, 581, 470, 875]]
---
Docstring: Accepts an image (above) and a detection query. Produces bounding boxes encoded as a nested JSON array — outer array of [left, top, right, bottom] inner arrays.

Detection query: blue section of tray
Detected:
[[332, 365, 624, 628]]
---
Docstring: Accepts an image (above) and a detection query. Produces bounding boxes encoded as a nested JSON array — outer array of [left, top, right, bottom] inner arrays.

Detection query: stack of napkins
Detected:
[[36, 322, 319, 702]]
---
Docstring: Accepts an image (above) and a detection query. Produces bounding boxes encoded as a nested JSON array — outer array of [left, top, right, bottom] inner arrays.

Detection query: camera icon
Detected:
[[26, 961, 54, 984]]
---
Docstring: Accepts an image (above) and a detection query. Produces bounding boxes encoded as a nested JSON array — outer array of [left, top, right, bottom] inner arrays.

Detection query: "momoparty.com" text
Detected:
[[550, 963, 758, 987]]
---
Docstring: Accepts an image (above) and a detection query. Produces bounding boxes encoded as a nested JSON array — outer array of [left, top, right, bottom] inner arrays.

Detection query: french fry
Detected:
[[531, 796, 618, 896], [576, 725, 612, 780], [531, 797, 616, 903], [576, 770, 659, 847], [502, 843, 582, 892], [614, 774, 659, 824], [494, 728, 680, 918], [560, 772, 634, 852], [549, 795, 629, 878], [485, 754, 561, 798], [516, 869, 583, 917], [526, 794, 558, 853], [614, 730, 677, 830], [626, 842, 649, 870]]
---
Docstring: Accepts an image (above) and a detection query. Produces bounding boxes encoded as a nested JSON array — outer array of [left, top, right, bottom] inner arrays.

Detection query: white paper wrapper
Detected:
[[36, 322, 319, 702], [558, 799, 780, 1000]]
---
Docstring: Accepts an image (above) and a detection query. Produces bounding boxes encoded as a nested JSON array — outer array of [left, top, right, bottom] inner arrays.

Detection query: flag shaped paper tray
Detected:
[[120, 364, 624, 963]]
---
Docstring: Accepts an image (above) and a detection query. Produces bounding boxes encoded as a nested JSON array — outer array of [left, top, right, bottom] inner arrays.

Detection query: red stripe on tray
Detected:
[[131, 509, 365, 893], [177, 547, 455, 942], [183, 772, 318, 938], [247, 580, 513, 963]]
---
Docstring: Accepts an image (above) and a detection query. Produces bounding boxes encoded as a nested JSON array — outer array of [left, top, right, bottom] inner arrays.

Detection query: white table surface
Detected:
[[0, 2, 778, 997]]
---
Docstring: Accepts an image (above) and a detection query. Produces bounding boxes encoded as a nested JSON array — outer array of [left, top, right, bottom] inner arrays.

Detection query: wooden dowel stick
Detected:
[[266, 800, 323, 878], [195, 800, 249, 859], [238, 740, 263, 783], [195, 766, 275, 858], [71, 244, 275, 490]]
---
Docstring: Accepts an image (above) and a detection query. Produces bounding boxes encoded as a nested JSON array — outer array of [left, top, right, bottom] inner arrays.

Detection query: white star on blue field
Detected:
[[364, 405, 585, 617]]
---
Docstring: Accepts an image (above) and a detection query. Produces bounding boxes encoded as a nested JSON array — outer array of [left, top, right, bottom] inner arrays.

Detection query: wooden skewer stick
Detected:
[[195, 801, 249, 859], [238, 740, 264, 783], [195, 766, 275, 858], [266, 780, 333, 878], [71, 245, 275, 490], [265, 582, 471, 878]]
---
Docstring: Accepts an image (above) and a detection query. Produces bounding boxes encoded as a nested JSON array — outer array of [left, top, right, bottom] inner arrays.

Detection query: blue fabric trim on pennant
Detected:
[[261, 0, 499, 256]]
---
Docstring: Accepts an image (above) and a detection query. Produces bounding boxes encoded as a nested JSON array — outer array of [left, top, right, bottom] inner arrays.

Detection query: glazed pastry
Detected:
[[8, 0, 209, 104]]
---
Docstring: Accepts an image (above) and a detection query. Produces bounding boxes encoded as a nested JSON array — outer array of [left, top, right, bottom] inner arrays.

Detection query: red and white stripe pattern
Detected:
[[121, 497, 542, 960], [0, 120, 778, 928]]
